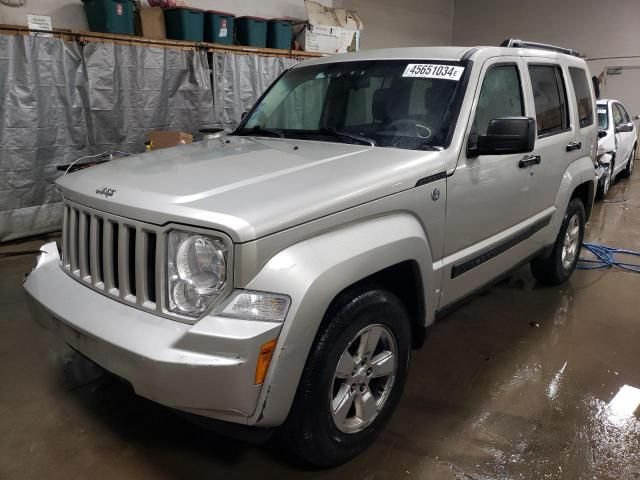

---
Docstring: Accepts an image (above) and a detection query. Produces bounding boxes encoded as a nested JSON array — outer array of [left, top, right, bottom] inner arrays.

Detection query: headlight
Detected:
[[167, 230, 227, 317], [217, 290, 291, 322]]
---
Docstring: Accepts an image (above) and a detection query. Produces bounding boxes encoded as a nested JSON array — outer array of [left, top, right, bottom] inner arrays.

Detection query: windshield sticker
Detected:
[[402, 64, 465, 81]]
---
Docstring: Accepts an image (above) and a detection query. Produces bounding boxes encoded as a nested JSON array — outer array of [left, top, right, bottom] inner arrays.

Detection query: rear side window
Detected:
[[569, 67, 594, 128], [473, 64, 524, 135], [528, 65, 570, 136]]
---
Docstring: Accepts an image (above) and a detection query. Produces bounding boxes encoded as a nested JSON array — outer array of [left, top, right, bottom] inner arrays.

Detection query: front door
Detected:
[[441, 57, 541, 306]]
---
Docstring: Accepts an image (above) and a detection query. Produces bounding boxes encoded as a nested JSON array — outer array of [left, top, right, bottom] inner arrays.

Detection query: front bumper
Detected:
[[23, 242, 282, 425]]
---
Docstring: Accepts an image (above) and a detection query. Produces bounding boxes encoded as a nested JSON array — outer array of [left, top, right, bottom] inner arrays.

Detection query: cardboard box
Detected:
[[140, 7, 166, 40], [296, 0, 363, 54], [147, 130, 192, 150]]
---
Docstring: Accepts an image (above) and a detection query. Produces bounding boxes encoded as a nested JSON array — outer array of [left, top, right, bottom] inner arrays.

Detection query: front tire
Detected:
[[596, 164, 612, 200], [531, 198, 585, 285], [282, 287, 411, 468]]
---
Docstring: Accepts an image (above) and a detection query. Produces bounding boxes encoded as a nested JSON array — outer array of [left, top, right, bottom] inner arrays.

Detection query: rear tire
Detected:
[[621, 144, 636, 178], [531, 198, 585, 285], [281, 287, 411, 468]]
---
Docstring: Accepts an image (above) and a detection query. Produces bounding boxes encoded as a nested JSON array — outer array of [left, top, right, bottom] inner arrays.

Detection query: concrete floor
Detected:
[[2, 172, 640, 480]]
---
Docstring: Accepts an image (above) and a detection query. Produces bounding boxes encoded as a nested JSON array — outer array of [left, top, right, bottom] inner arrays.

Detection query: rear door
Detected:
[[524, 61, 576, 214], [568, 66, 596, 161]]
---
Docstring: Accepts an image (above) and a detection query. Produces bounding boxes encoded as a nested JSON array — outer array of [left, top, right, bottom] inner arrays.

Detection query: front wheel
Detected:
[[596, 164, 612, 200], [531, 198, 585, 285], [281, 288, 411, 468]]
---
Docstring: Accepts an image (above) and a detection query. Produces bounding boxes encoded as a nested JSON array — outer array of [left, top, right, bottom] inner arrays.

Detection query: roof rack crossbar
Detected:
[[500, 38, 582, 58]]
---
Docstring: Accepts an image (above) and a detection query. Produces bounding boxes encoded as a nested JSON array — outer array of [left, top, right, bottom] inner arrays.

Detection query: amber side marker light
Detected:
[[255, 339, 277, 385]]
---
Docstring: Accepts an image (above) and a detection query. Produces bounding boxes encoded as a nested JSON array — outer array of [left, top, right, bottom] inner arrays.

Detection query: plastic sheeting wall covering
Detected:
[[211, 51, 298, 130], [0, 34, 213, 242]]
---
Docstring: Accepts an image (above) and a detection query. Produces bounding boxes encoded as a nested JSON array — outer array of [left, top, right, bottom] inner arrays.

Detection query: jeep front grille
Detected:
[[62, 201, 160, 313]]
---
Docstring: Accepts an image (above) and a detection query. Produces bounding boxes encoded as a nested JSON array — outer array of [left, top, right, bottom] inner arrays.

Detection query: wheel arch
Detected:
[[327, 260, 428, 349], [244, 213, 436, 427], [550, 157, 596, 242], [570, 179, 595, 220]]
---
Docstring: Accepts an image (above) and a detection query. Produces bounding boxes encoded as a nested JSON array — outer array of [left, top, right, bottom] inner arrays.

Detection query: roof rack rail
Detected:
[[500, 38, 582, 58]]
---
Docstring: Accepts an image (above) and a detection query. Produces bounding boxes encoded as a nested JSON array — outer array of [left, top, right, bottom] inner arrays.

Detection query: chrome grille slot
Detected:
[[128, 226, 137, 298], [90, 216, 104, 285], [78, 211, 90, 280], [146, 232, 157, 304], [62, 201, 159, 313], [69, 207, 79, 273]]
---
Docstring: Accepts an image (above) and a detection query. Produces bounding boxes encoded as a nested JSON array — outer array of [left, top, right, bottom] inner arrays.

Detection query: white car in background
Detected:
[[596, 99, 638, 198]]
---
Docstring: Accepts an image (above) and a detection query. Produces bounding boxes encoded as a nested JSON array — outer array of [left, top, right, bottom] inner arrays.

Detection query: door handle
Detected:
[[566, 141, 582, 152], [519, 155, 541, 168]]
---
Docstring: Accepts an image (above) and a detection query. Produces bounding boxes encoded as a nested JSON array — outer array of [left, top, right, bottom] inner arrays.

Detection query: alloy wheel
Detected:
[[561, 214, 580, 270], [330, 324, 397, 434]]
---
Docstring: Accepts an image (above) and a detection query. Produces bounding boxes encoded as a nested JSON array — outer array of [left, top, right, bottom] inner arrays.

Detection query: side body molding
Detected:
[[244, 214, 435, 427]]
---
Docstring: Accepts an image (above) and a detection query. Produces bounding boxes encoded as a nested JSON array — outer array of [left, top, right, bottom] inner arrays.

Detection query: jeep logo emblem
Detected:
[[96, 187, 116, 198]]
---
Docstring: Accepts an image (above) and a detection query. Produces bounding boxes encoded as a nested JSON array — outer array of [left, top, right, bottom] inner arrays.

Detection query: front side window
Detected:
[[472, 64, 524, 136], [612, 104, 623, 126], [238, 60, 466, 151], [569, 67, 594, 128], [618, 103, 631, 123], [529, 64, 570, 136]]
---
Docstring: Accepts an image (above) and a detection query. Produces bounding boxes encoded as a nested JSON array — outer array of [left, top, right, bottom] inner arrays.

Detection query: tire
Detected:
[[531, 198, 585, 285], [596, 164, 612, 200], [621, 144, 636, 178], [281, 287, 411, 468]]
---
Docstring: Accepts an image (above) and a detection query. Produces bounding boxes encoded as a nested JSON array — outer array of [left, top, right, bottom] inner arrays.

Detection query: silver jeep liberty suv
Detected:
[[25, 39, 597, 467]]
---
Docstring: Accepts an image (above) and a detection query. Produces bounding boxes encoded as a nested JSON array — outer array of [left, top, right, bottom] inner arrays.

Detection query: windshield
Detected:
[[236, 60, 466, 151], [597, 107, 608, 130]]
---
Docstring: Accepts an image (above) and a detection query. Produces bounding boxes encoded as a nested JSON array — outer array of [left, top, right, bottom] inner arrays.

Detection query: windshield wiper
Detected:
[[236, 125, 285, 138], [317, 126, 377, 147]]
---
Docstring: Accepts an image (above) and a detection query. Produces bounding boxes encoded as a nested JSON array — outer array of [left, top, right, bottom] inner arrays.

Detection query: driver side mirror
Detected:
[[598, 129, 608, 138], [616, 123, 634, 133], [468, 117, 536, 157]]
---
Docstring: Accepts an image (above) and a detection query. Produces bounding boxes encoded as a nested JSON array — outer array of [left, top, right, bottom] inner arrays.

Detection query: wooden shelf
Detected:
[[0, 24, 325, 59]]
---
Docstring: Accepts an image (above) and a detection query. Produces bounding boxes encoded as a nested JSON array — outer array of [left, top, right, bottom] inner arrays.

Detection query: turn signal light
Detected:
[[255, 339, 277, 385]]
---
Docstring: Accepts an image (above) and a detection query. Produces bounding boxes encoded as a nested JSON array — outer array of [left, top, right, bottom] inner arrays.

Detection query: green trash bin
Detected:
[[164, 7, 204, 42], [82, 0, 135, 35], [267, 19, 292, 50], [235, 16, 268, 48], [204, 10, 235, 45]]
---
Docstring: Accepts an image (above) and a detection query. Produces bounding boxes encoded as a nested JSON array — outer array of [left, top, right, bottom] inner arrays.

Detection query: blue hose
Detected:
[[577, 243, 640, 273]]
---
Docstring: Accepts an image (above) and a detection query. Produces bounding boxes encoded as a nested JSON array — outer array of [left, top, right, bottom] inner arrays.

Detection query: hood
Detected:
[[57, 136, 443, 242]]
